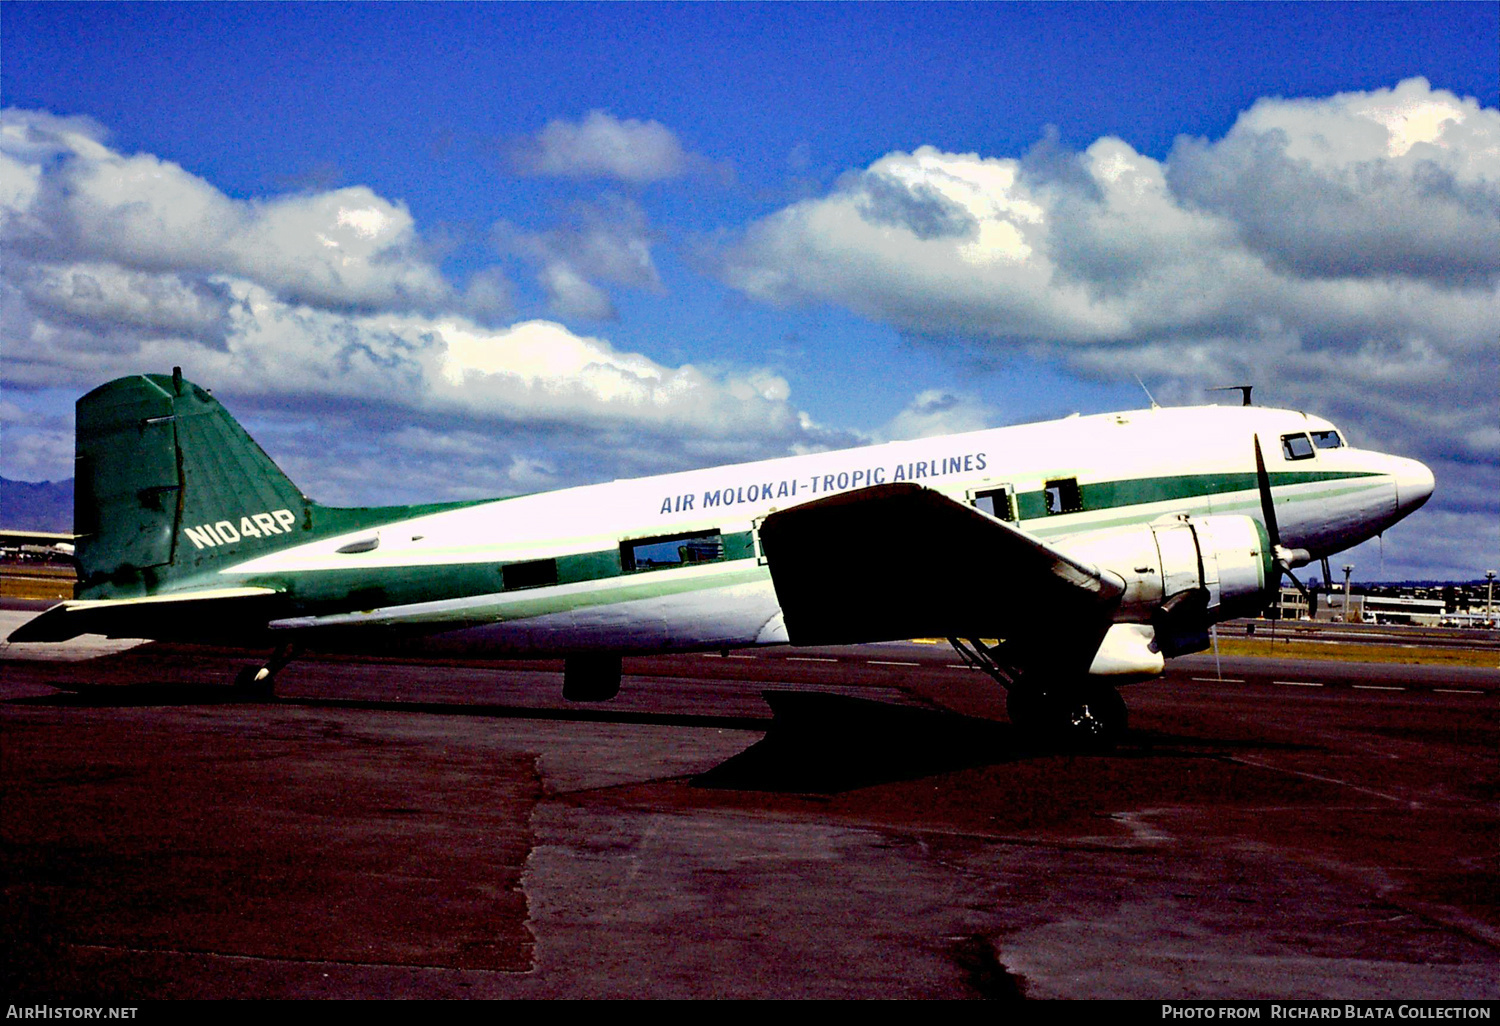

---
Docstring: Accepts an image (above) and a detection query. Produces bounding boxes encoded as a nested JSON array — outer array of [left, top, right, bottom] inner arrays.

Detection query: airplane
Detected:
[[8, 368, 1434, 747]]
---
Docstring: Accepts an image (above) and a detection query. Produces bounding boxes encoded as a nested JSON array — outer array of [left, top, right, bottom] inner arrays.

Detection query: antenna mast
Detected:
[[1208, 385, 1254, 406], [1134, 374, 1160, 409]]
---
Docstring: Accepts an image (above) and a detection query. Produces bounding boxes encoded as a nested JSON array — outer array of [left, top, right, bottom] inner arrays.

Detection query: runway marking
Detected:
[[947, 664, 975, 670], [697, 653, 757, 660], [1192, 677, 1245, 684], [868, 660, 920, 667], [785, 656, 837, 663], [1110, 810, 1173, 845], [1274, 680, 1324, 687], [1434, 688, 1484, 695], [1230, 755, 1420, 809], [1352, 684, 1404, 691]]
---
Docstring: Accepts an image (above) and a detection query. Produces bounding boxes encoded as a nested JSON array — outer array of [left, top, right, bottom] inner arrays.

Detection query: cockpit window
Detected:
[[1310, 430, 1343, 449], [1281, 433, 1315, 460]]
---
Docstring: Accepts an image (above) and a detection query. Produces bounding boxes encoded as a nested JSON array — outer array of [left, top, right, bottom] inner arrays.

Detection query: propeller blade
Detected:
[[1253, 433, 1281, 547], [1282, 566, 1313, 603], [1278, 564, 1317, 619]]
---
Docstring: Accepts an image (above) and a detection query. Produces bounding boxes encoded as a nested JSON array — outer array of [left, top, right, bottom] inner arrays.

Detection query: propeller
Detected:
[[1253, 434, 1316, 616]]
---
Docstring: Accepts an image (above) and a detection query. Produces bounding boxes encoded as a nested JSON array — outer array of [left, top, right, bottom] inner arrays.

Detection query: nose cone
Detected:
[[1393, 457, 1435, 518]]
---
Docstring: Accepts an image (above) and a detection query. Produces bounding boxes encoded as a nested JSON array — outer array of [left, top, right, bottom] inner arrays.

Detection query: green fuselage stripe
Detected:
[[1014, 470, 1378, 520], [237, 470, 1379, 622]]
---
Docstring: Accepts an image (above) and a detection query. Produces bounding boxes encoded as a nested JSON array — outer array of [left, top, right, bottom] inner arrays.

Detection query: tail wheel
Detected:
[[232, 665, 274, 699], [231, 643, 299, 699], [562, 654, 623, 702]]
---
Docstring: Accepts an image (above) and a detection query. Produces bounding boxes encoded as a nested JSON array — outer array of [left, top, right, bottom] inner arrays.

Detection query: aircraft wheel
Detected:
[[1062, 686, 1127, 750], [1007, 683, 1126, 750]]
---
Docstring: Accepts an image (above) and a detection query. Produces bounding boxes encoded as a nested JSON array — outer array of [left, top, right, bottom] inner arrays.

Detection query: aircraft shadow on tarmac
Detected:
[[694, 690, 1016, 792], [10, 681, 773, 730], [693, 691, 1314, 793], [12, 683, 1313, 795], [15, 681, 277, 707], [693, 690, 1326, 792]]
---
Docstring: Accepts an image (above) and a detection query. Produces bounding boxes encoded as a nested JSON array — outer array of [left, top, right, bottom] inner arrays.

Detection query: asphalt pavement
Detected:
[[2, 612, 1497, 999]]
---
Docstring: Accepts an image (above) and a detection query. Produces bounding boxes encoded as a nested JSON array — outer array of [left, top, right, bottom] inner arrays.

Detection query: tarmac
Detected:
[[2, 606, 1497, 1000]]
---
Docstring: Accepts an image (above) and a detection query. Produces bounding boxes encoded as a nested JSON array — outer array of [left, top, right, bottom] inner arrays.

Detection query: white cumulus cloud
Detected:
[[0, 108, 488, 316], [496, 196, 662, 321], [513, 110, 694, 184], [0, 107, 846, 504], [718, 78, 1499, 578], [881, 390, 995, 441]]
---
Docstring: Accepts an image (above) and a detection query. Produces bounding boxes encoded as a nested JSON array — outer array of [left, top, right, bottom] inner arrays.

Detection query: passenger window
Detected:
[[621, 531, 724, 572], [1310, 430, 1343, 449], [503, 558, 558, 590], [973, 487, 1015, 522], [1043, 478, 1081, 515], [1281, 434, 1315, 461]]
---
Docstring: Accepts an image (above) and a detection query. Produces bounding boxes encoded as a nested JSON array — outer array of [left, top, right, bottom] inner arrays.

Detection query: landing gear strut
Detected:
[[951, 638, 1127, 750], [233, 643, 300, 699]]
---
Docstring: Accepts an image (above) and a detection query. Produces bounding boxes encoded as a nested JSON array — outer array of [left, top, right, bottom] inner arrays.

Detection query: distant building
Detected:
[[1264, 587, 1453, 626], [1322, 592, 1445, 626]]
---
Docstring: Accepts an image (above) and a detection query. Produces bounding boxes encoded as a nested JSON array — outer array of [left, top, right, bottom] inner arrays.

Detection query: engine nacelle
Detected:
[[1057, 513, 1274, 655]]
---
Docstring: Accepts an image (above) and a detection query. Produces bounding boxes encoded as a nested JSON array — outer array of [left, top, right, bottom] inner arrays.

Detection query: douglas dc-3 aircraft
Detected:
[[10, 370, 1434, 745]]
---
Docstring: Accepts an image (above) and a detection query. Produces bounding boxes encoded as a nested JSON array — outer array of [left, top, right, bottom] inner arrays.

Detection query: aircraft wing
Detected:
[[758, 483, 1124, 665]]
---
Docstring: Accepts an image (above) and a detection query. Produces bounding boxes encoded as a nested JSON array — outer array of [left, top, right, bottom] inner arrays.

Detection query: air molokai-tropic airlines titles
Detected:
[[658, 449, 990, 516]]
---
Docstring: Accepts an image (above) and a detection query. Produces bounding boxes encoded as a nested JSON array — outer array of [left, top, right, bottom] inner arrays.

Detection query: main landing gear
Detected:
[[232, 643, 300, 699], [1004, 683, 1128, 749], [950, 638, 1128, 750]]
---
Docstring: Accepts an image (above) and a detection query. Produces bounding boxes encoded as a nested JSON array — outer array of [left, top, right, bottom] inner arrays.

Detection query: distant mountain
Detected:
[[1, 477, 73, 533]]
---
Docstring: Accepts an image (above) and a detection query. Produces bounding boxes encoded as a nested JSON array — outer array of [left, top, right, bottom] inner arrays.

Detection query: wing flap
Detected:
[[758, 483, 1123, 649]]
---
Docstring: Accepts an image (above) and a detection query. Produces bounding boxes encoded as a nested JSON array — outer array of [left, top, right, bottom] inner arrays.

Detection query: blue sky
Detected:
[[1, 2, 1496, 579]]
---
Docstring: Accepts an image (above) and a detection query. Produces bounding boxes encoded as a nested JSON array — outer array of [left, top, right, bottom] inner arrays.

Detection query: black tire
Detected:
[[1007, 683, 1126, 750], [1063, 686, 1127, 750]]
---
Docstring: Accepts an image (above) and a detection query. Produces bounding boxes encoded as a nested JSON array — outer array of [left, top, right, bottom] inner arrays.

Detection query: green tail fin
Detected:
[[75, 370, 310, 598]]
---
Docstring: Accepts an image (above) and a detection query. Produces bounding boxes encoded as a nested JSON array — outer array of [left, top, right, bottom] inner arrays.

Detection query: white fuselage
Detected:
[[224, 405, 1434, 657]]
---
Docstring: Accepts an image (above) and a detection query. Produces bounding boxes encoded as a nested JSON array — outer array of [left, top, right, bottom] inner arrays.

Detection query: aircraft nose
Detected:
[[1393, 457, 1435, 516]]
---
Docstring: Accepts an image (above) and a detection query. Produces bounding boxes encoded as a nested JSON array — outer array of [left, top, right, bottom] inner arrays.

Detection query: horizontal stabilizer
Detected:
[[8, 586, 282, 643], [758, 483, 1123, 652]]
